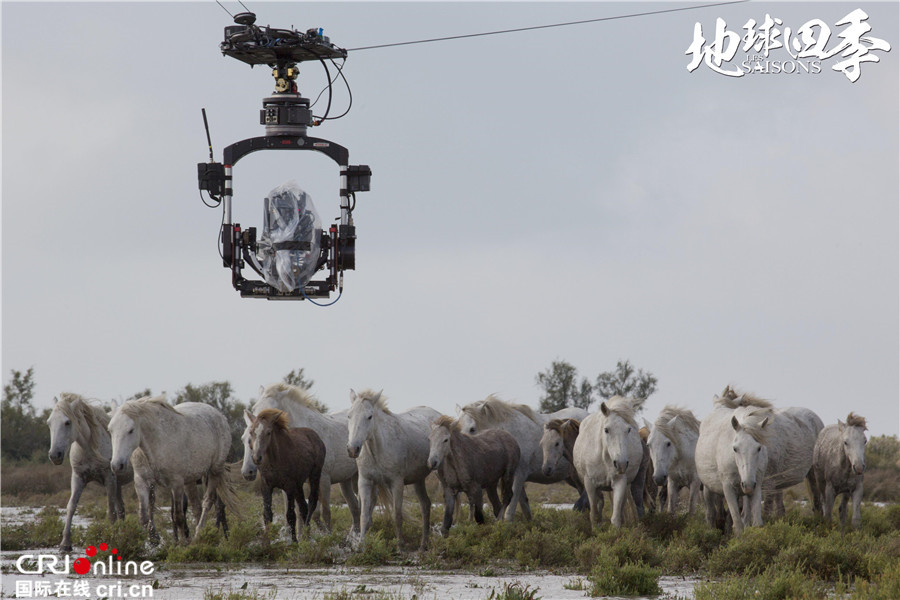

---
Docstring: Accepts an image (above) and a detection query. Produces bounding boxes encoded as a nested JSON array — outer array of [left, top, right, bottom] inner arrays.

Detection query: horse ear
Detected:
[[735, 394, 745, 406], [53, 396, 59, 405], [600, 402, 610, 417], [374, 390, 384, 402], [760, 416, 769, 428], [430, 419, 438, 430], [244, 409, 255, 426], [837, 419, 845, 430], [643, 417, 653, 431], [667, 415, 679, 428], [349, 389, 358, 403], [455, 404, 462, 415], [731, 415, 741, 431]]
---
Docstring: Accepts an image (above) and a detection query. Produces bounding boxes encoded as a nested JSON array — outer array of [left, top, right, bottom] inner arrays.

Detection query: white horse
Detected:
[[646, 406, 701, 513], [572, 396, 646, 528], [813, 413, 867, 529], [458, 396, 588, 518], [696, 390, 823, 534], [47, 393, 133, 551], [109, 396, 238, 543], [346, 389, 439, 550], [242, 383, 360, 533]]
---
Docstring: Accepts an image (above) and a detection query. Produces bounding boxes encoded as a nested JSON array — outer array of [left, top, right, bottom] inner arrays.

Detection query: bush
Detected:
[[695, 566, 827, 600], [588, 561, 661, 597]]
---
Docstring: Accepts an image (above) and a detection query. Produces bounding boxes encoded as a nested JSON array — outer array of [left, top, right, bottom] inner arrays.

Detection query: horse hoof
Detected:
[[60, 544, 73, 552]]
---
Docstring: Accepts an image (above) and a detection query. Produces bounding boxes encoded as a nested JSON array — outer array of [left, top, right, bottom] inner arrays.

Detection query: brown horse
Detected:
[[428, 415, 522, 536], [243, 409, 326, 542]]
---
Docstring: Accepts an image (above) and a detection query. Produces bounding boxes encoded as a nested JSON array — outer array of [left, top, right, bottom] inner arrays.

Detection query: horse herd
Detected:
[[45, 384, 868, 553]]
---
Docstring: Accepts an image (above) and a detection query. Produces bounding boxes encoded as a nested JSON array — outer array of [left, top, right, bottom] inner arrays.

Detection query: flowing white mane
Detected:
[[462, 394, 540, 426], [733, 406, 773, 444], [601, 395, 641, 429], [262, 382, 324, 413], [715, 386, 774, 410], [354, 389, 391, 414], [653, 405, 699, 458], [119, 395, 179, 420], [55, 392, 109, 455]]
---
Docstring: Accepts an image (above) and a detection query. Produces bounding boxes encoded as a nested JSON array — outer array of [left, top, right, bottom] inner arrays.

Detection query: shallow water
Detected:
[[1, 556, 700, 600]]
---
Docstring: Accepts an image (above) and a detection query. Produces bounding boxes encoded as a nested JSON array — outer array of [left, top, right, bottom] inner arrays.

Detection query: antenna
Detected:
[[201, 108, 215, 162]]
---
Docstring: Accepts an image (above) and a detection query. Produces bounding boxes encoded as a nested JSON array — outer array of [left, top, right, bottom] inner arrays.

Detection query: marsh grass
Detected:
[[587, 561, 661, 597]]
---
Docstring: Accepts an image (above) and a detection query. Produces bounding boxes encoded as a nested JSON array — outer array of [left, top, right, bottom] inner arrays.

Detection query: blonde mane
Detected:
[[544, 418, 581, 439], [354, 389, 391, 414], [845, 413, 868, 430], [601, 395, 641, 429], [119, 395, 180, 420], [654, 405, 700, 438], [715, 386, 773, 410], [255, 408, 290, 431], [262, 382, 324, 413], [433, 414, 462, 432], [462, 394, 540, 426], [55, 392, 109, 456], [733, 406, 773, 444]]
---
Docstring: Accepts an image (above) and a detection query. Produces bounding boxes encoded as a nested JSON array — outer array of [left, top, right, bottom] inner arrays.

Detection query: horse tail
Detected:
[[374, 483, 416, 528], [216, 461, 244, 520]]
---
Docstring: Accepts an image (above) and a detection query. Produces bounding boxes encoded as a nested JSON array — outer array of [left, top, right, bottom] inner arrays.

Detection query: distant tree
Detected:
[[536, 360, 594, 413], [283, 368, 314, 391], [283, 368, 328, 413], [174, 381, 248, 461], [2, 367, 50, 462], [595, 360, 657, 403], [124, 388, 152, 402]]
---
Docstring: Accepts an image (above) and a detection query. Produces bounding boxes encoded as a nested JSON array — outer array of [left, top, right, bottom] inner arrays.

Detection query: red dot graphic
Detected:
[[73, 558, 91, 575], [99, 543, 108, 552], [112, 548, 117, 554], [85, 545, 97, 557]]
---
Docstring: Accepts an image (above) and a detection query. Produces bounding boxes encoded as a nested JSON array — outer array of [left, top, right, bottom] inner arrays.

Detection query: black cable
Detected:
[[310, 57, 344, 110], [215, 0, 233, 19], [347, 0, 750, 52], [319, 58, 352, 121], [200, 189, 221, 209], [311, 58, 333, 121]]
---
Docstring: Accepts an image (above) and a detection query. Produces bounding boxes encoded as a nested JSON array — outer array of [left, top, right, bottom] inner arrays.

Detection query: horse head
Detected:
[[108, 409, 140, 474], [540, 422, 566, 477], [241, 410, 259, 480], [730, 411, 769, 495], [600, 400, 638, 476], [428, 418, 455, 470], [47, 396, 73, 465], [346, 389, 381, 458], [840, 413, 868, 475]]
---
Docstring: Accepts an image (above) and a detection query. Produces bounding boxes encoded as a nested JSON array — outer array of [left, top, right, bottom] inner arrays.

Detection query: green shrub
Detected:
[[485, 581, 541, 600], [695, 566, 829, 600], [79, 515, 149, 561], [346, 531, 398, 566], [588, 561, 661, 597]]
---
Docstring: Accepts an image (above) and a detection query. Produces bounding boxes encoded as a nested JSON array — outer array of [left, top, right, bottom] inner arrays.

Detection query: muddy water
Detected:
[[2, 555, 700, 599]]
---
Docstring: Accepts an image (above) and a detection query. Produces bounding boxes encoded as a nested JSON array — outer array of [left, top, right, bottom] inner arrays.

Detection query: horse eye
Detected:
[[757, 447, 761, 453], [64, 421, 71, 427], [604, 428, 609, 434], [844, 441, 848, 445], [469, 428, 476, 434], [666, 441, 671, 447], [732, 447, 737, 453], [367, 415, 373, 421], [627, 427, 631, 434], [555, 441, 560, 447], [444, 438, 449, 444], [128, 428, 134, 434]]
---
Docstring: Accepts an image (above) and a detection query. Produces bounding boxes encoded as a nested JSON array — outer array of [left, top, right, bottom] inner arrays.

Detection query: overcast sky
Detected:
[[3, 2, 898, 437]]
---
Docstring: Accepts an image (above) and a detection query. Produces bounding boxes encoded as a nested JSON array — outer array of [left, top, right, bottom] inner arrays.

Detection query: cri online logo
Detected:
[[16, 541, 155, 576]]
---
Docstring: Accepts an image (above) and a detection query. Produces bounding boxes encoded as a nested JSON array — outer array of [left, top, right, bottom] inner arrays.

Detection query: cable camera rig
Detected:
[[198, 12, 371, 301]]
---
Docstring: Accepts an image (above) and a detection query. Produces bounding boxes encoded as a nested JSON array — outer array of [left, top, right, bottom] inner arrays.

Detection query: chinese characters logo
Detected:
[[686, 9, 891, 82]]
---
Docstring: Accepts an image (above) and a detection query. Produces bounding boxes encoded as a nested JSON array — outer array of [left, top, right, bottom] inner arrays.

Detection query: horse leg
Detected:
[[749, 485, 763, 527], [170, 481, 188, 542], [197, 472, 224, 533], [469, 485, 486, 525], [285, 490, 298, 543], [315, 474, 331, 531], [485, 484, 502, 519], [60, 472, 86, 551], [414, 479, 431, 551], [340, 479, 361, 534], [307, 466, 321, 529], [629, 473, 646, 519], [688, 479, 701, 514], [851, 482, 863, 530], [388, 479, 405, 548], [583, 479, 603, 529], [722, 484, 744, 535], [441, 484, 455, 537], [838, 493, 849, 529], [114, 475, 127, 521], [215, 494, 228, 538], [823, 481, 836, 526], [184, 481, 203, 529], [358, 477, 376, 541], [807, 469, 823, 515], [134, 476, 158, 544], [668, 478, 680, 514], [611, 476, 630, 528], [261, 485, 274, 527]]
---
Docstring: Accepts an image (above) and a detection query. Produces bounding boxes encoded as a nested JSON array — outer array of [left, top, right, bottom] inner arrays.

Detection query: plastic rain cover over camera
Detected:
[[256, 181, 322, 292]]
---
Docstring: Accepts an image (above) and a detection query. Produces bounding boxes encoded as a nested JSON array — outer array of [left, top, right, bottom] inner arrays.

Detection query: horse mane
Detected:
[[262, 382, 323, 413], [845, 413, 868, 430], [601, 396, 640, 429], [55, 393, 109, 456], [733, 406, 773, 443], [463, 395, 541, 426], [433, 414, 462, 432], [119, 395, 179, 420], [715, 386, 773, 410], [654, 405, 700, 438], [544, 418, 581, 439], [355, 389, 391, 414], [256, 408, 290, 431]]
